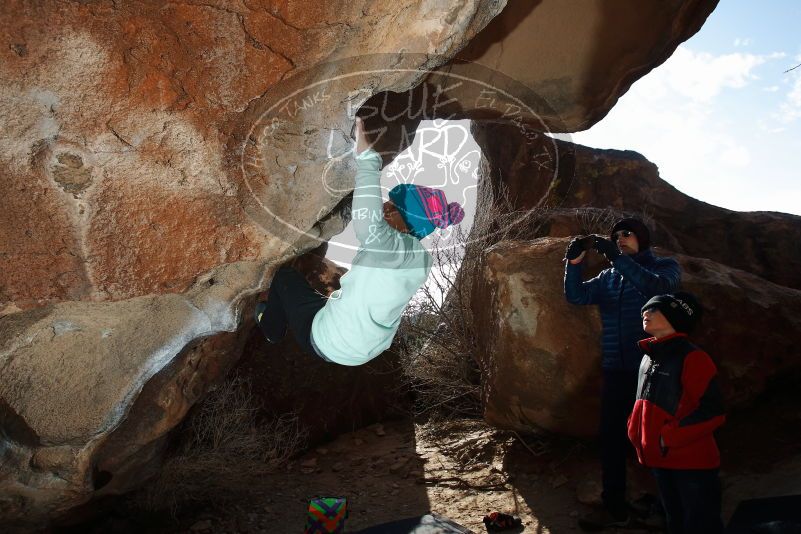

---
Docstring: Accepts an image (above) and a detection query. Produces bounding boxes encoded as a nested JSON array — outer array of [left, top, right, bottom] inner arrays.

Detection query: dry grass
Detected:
[[135, 374, 306, 514], [397, 314, 482, 420], [572, 205, 658, 240], [572, 206, 620, 236], [398, 162, 546, 422]]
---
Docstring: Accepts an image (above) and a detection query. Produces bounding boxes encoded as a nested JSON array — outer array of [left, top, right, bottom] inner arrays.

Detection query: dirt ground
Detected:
[[123, 418, 653, 533], [186, 421, 801, 533], [80, 416, 800, 533], [64, 375, 801, 534]]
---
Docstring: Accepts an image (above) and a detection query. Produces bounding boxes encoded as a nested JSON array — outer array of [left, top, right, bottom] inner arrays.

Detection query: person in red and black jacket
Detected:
[[628, 292, 725, 534]]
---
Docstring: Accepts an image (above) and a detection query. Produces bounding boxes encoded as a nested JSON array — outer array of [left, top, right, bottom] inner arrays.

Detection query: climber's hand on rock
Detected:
[[354, 117, 372, 155]]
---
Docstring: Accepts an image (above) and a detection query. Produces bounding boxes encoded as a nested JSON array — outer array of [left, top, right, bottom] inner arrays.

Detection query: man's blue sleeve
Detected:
[[612, 255, 681, 297], [564, 262, 605, 306]]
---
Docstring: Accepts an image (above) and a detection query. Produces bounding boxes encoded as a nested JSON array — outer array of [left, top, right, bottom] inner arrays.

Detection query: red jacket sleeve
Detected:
[[661, 349, 725, 448]]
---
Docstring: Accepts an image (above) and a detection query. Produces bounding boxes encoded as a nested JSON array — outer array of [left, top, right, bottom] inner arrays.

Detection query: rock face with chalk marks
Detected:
[[0, 0, 722, 526], [0, 1, 506, 525]]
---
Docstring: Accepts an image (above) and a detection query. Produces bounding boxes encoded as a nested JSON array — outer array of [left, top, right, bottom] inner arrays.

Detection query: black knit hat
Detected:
[[641, 292, 702, 334], [610, 218, 651, 250]]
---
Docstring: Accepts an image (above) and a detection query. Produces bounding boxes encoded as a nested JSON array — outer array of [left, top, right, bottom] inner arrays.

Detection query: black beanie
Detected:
[[641, 292, 702, 334], [611, 218, 651, 250]]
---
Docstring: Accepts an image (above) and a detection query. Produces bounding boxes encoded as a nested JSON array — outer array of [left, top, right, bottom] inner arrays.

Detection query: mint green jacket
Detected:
[[311, 148, 432, 365]]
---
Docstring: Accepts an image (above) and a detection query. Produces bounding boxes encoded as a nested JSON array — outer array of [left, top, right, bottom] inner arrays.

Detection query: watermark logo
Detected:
[[240, 54, 573, 267]]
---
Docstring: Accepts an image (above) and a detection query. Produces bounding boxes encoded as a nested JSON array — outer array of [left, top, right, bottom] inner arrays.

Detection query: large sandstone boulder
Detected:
[[0, 260, 262, 525], [472, 239, 603, 437], [473, 238, 801, 437], [0, 1, 506, 526], [299, 1, 721, 169], [0, 0, 504, 311], [427, 0, 720, 131], [0, 0, 725, 526]]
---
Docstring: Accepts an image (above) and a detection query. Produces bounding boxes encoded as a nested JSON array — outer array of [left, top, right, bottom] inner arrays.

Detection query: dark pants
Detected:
[[257, 265, 329, 360], [652, 468, 723, 534], [600, 368, 640, 515]]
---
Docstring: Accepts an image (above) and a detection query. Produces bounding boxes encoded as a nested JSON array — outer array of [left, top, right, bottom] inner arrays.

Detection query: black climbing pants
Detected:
[[600, 367, 640, 515], [652, 467, 723, 534], [257, 265, 330, 360]]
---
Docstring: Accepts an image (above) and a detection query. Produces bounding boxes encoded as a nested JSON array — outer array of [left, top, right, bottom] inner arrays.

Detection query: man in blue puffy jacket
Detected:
[[564, 218, 681, 531]]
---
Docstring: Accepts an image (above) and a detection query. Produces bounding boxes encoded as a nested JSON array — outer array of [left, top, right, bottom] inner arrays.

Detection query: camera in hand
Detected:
[[578, 235, 598, 251]]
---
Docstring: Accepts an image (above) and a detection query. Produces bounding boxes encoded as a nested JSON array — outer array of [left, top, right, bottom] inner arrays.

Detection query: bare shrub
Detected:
[[135, 374, 306, 514], [572, 206, 620, 236], [572, 206, 660, 245], [397, 160, 546, 423]]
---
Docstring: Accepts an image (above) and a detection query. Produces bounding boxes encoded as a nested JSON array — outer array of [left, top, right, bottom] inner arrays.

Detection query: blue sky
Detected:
[[566, 0, 801, 215]]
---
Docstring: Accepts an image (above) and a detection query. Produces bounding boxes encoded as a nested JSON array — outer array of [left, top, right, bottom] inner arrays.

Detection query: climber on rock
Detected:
[[254, 117, 464, 365], [563, 219, 682, 530]]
